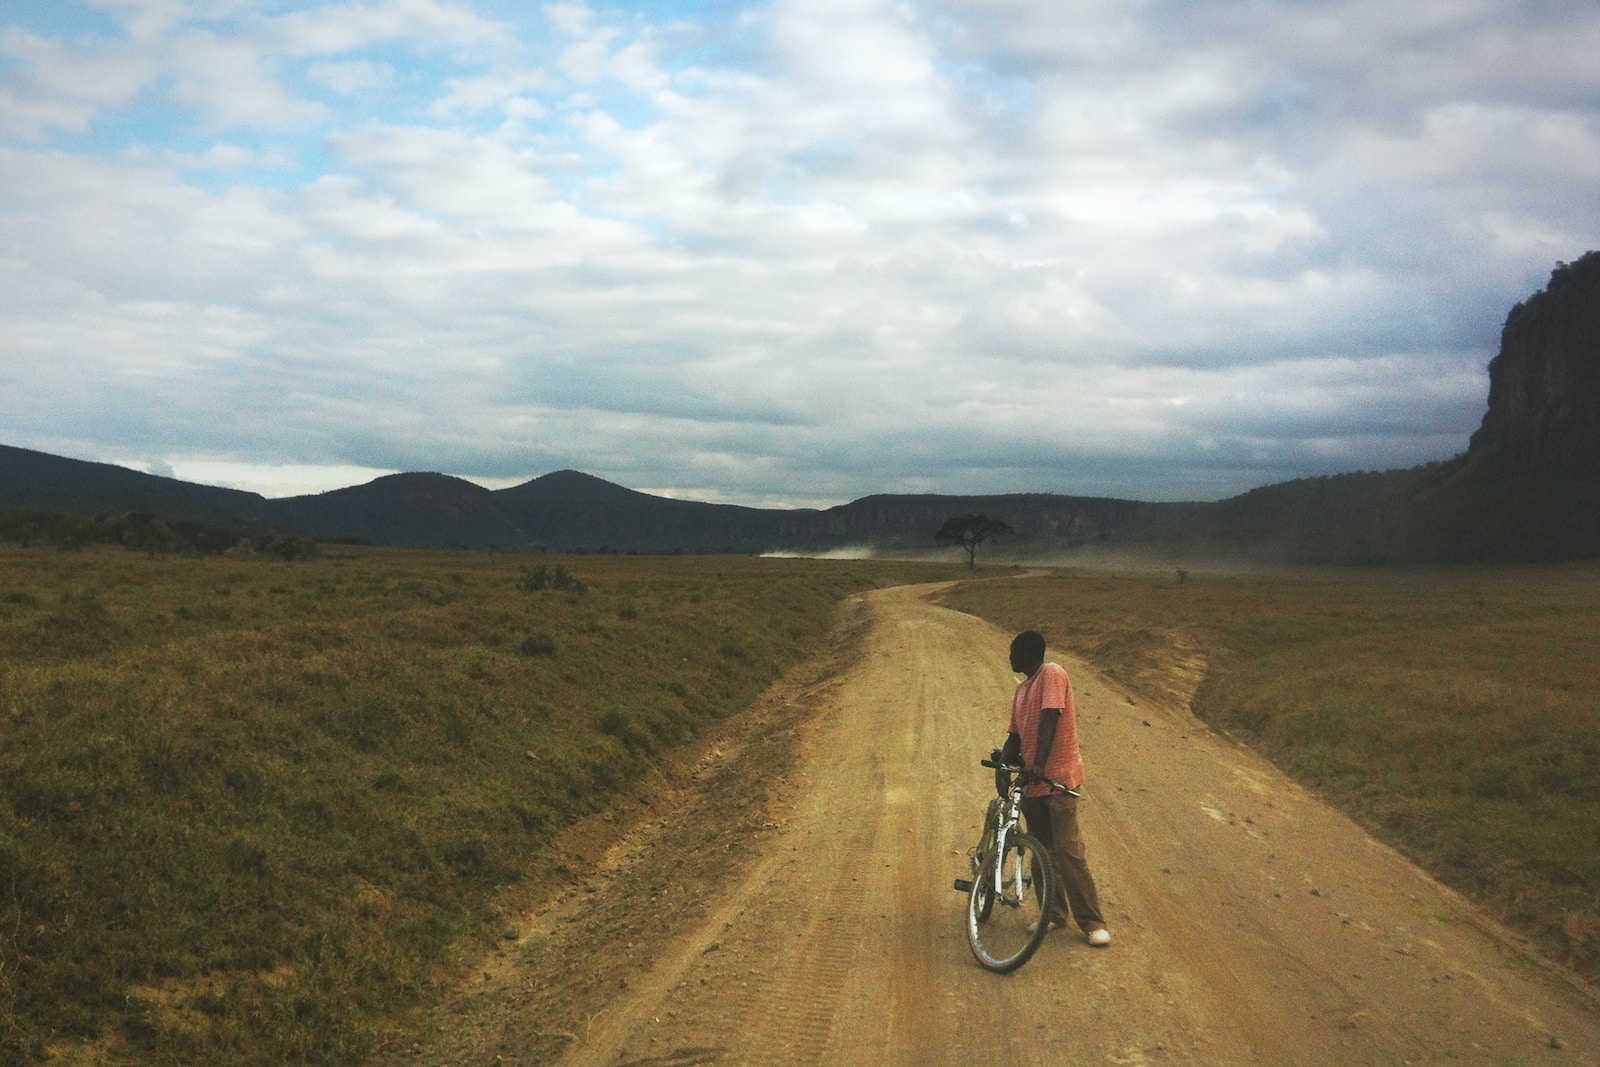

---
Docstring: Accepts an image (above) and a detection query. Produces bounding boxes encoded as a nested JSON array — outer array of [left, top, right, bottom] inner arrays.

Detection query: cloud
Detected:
[[85, 0, 213, 44], [0, 0, 1595, 506], [306, 58, 395, 95], [266, 0, 509, 56], [0, 27, 154, 137]]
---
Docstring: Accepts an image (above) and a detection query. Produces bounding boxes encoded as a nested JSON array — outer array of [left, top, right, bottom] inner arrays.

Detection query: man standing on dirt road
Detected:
[[1001, 630, 1111, 947]]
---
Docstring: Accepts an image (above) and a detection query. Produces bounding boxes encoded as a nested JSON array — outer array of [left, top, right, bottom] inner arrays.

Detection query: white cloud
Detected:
[[168, 33, 328, 130], [0, 27, 154, 137], [307, 58, 395, 95], [86, 0, 216, 44], [266, 0, 511, 56], [429, 68, 552, 120], [543, 3, 596, 39], [159, 458, 402, 497]]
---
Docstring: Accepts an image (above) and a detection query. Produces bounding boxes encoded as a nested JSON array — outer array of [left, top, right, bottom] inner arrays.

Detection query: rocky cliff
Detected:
[[1469, 251, 1600, 475]]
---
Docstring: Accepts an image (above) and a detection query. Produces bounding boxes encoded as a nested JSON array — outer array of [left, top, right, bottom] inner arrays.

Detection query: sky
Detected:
[[2, 1, 1597, 508]]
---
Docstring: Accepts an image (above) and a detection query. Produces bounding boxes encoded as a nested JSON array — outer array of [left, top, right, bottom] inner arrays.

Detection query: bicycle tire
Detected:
[[975, 799, 1000, 861], [966, 830, 1055, 973]]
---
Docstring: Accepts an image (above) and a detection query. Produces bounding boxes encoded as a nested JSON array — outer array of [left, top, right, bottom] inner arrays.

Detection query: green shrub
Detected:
[[520, 632, 558, 656], [516, 564, 587, 592]]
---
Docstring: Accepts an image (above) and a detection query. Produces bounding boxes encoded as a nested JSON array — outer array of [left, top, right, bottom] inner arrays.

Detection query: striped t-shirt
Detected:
[[1009, 661, 1085, 794]]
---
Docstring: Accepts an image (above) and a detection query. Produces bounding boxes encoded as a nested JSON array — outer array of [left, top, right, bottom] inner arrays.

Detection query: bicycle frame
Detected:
[[970, 785, 1026, 902]]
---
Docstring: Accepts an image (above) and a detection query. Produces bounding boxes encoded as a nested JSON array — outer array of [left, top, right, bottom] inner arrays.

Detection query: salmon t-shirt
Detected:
[[1009, 661, 1085, 794]]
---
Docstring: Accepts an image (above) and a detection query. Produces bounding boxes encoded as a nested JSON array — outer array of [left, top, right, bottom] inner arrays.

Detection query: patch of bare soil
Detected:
[[378, 582, 1600, 1067]]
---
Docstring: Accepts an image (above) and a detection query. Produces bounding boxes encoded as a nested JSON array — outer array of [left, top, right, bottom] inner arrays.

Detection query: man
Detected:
[[1001, 630, 1111, 947]]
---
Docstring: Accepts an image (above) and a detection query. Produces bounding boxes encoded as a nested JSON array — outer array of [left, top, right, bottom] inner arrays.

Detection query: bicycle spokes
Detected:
[[964, 830, 1054, 973]]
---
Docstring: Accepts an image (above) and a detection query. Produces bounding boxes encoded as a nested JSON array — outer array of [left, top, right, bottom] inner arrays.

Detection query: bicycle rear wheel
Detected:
[[966, 830, 1055, 973]]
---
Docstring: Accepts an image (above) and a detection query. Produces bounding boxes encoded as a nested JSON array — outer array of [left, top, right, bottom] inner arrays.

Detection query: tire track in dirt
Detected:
[[717, 858, 873, 1066]]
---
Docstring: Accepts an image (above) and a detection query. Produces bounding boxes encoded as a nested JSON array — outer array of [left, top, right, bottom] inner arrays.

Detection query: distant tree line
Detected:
[[1141, 455, 1600, 565], [0, 508, 320, 560], [925, 456, 1600, 568]]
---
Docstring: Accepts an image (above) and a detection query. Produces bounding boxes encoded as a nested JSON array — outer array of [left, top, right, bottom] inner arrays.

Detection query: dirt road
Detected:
[[395, 580, 1600, 1066]]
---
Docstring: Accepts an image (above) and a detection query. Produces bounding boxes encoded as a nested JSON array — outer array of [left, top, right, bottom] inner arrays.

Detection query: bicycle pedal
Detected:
[[952, 878, 973, 893]]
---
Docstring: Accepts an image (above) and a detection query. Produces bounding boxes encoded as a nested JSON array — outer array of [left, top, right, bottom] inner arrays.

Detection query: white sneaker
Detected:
[[1087, 928, 1111, 947], [1028, 917, 1064, 935]]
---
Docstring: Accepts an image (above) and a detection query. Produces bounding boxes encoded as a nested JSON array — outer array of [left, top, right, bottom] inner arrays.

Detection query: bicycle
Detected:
[[951, 753, 1077, 972]]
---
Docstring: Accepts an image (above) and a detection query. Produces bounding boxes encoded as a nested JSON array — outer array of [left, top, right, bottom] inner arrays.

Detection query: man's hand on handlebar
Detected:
[[990, 748, 1009, 799], [982, 754, 1079, 798]]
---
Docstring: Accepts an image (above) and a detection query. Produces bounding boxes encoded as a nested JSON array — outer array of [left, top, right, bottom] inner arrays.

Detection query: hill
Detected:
[[0, 444, 268, 521], [266, 473, 523, 549], [492, 470, 794, 553]]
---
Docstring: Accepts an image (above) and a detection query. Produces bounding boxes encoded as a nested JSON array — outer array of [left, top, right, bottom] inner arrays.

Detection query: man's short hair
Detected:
[[1010, 630, 1046, 660]]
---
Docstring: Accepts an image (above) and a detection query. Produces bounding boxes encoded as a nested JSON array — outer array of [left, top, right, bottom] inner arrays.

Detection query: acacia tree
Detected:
[[935, 514, 1015, 570]]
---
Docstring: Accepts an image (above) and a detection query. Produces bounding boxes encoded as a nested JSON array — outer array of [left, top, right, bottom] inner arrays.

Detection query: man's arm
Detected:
[[998, 731, 1022, 797], [1000, 731, 1022, 764], [1029, 707, 1060, 778]]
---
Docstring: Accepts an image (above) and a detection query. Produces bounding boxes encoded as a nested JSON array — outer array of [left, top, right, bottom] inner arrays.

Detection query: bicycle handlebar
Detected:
[[980, 758, 1079, 797]]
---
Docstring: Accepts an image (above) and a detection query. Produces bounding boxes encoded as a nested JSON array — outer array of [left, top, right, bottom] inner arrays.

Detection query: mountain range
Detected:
[[5, 252, 1597, 564], [0, 444, 1195, 556]]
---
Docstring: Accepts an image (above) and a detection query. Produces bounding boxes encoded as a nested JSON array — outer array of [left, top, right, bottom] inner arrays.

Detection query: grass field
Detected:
[[941, 562, 1600, 986], [0, 544, 959, 1066]]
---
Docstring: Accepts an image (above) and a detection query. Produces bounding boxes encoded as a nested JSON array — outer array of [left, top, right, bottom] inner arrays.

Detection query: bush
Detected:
[[516, 564, 587, 593], [519, 633, 557, 657], [0, 508, 319, 560]]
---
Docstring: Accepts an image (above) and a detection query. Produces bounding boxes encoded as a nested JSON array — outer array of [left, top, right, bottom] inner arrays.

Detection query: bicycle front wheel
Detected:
[[966, 830, 1055, 973]]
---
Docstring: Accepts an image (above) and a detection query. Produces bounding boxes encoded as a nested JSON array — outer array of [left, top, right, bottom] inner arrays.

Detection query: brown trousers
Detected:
[[1020, 792, 1106, 932]]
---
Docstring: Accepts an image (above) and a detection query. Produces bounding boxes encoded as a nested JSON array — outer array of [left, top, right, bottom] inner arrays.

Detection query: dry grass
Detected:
[[0, 545, 958, 1066], [941, 562, 1600, 984]]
